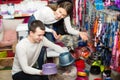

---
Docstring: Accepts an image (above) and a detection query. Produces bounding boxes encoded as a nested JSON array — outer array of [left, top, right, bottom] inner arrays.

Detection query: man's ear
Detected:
[[30, 31, 33, 35]]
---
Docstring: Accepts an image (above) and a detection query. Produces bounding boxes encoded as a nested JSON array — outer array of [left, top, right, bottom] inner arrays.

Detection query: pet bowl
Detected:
[[59, 52, 75, 66], [94, 78, 102, 80], [71, 47, 91, 59], [78, 41, 87, 47], [75, 60, 85, 69], [77, 72, 87, 77], [70, 50, 80, 60], [76, 76, 88, 80], [90, 66, 101, 75], [42, 63, 57, 75]]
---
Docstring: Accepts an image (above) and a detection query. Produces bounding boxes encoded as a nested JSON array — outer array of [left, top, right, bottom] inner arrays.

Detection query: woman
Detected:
[[28, 1, 88, 69], [28, 1, 88, 40]]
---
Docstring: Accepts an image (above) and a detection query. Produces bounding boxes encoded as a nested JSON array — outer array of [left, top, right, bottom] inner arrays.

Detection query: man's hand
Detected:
[[40, 70, 43, 75]]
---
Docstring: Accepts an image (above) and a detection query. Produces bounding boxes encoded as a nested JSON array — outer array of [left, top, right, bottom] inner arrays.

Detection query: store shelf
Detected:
[[0, 0, 22, 4], [0, 57, 14, 60], [0, 48, 13, 51]]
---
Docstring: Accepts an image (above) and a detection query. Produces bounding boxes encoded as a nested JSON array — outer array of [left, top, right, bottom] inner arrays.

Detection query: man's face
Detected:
[[30, 27, 45, 43]]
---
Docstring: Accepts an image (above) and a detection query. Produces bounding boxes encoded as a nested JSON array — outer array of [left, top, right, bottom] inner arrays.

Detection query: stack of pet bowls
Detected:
[[42, 63, 57, 75], [75, 60, 87, 77], [59, 52, 75, 66], [89, 65, 102, 80]]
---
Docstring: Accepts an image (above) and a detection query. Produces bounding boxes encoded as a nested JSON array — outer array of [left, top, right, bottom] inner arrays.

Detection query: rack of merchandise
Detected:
[[71, 0, 120, 80]]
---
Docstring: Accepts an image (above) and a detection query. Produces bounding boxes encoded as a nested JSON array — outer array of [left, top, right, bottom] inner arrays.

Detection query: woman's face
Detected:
[[54, 7, 67, 20]]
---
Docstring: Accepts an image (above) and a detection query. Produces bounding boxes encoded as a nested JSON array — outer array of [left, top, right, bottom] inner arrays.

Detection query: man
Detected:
[[12, 20, 67, 80]]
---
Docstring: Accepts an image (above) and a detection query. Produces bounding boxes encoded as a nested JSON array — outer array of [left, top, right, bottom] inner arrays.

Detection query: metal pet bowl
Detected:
[[42, 63, 57, 75], [59, 52, 75, 67]]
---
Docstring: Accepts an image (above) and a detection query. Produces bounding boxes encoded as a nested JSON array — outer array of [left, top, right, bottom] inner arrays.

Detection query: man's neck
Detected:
[[28, 36, 35, 43]]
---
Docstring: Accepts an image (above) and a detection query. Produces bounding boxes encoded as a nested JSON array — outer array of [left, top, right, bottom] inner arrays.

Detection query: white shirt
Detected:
[[33, 6, 79, 35], [12, 37, 66, 75]]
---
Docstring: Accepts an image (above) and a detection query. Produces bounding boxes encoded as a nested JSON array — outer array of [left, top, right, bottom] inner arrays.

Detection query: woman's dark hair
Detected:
[[58, 1, 73, 15], [47, 1, 73, 15], [28, 20, 45, 34], [57, 0, 72, 4]]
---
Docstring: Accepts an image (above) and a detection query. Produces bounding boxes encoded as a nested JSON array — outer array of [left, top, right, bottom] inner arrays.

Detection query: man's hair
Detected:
[[28, 20, 45, 34], [47, 1, 73, 16]]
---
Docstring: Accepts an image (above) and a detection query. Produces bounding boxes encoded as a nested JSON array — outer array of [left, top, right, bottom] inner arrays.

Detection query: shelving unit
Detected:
[[0, 48, 12, 51], [0, 57, 14, 59], [0, 0, 49, 69], [0, 0, 22, 4], [0, 48, 15, 69]]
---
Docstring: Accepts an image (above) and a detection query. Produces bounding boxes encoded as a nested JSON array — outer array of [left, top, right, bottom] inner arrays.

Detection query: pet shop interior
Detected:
[[0, 0, 120, 80]]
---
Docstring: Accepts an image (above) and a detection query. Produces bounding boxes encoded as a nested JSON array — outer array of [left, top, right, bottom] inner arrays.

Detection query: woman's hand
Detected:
[[79, 32, 88, 41], [52, 30, 61, 39]]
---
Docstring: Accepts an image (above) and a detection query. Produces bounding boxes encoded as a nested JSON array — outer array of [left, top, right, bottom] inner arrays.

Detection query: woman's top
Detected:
[[33, 5, 79, 35]]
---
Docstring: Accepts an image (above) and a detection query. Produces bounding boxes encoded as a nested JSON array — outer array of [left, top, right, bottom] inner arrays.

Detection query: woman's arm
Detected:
[[64, 16, 79, 35], [45, 27, 60, 39], [45, 26, 53, 32], [64, 16, 88, 41]]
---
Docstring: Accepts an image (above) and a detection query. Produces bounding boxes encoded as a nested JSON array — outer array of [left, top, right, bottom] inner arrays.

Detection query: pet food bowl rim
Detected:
[[42, 63, 56, 68], [42, 63, 57, 75], [42, 71, 57, 75]]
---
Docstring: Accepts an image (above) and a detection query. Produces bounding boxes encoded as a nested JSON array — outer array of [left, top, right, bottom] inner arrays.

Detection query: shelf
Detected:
[[0, 0, 22, 4], [0, 57, 14, 60], [0, 49, 13, 51], [0, 46, 13, 51], [0, 57, 14, 69]]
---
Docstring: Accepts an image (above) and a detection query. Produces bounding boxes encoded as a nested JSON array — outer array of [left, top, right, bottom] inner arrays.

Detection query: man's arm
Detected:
[[43, 37, 67, 53]]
